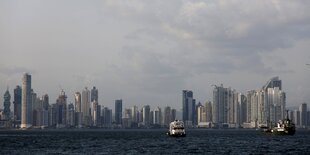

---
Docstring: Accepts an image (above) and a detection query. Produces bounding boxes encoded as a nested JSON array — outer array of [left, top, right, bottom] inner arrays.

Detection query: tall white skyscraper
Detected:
[[21, 73, 32, 128], [75, 92, 81, 113]]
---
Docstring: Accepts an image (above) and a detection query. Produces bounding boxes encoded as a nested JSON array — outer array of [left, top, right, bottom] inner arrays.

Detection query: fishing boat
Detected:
[[271, 118, 295, 135], [263, 111, 295, 135], [166, 120, 186, 137]]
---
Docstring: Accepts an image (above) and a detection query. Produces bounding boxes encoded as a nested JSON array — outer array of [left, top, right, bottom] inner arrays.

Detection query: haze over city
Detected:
[[1, 0, 310, 109]]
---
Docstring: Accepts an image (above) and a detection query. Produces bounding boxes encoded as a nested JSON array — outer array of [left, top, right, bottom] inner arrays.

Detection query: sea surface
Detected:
[[0, 129, 309, 154]]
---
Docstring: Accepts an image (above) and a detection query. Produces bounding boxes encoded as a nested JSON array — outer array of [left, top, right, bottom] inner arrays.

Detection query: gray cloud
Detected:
[[0, 65, 35, 76], [0, 0, 310, 108]]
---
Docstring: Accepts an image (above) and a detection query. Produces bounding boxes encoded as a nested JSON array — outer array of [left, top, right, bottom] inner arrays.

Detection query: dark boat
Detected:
[[262, 110, 295, 135]]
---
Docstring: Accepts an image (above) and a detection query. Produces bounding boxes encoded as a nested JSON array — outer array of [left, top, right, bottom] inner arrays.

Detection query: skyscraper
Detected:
[[67, 103, 75, 127], [91, 86, 98, 102], [131, 105, 138, 124], [56, 90, 67, 127], [102, 107, 112, 128], [238, 94, 247, 126], [21, 73, 32, 128], [41, 94, 49, 127], [3, 88, 11, 120], [142, 105, 151, 126], [163, 106, 172, 127], [74, 92, 82, 127], [182, 90, 195, 127], [82, 87, 90, 125], [263, 77, 285, 124], [74, 92, 82, 113], [115, 99, 122, 125], [171, 109, 177, 121], [91, 100, 99, 126], [212, 85, 225, 125], [197, 103, 206, 123], [13, 85, 22, 121], [205, 101, 212, 122], [299, 103, 307, 128], [153, 107, 162, 125]]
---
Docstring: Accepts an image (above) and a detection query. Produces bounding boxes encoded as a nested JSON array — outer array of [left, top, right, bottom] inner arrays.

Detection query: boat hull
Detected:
[[167, 132, 186, 137], [271, 128, 295, 135]]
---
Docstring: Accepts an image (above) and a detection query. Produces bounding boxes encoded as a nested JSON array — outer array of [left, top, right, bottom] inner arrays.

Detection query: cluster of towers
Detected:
[[183, 77, 310, 128], [1, 74, 309, 129], [0, 73, 178, 129]]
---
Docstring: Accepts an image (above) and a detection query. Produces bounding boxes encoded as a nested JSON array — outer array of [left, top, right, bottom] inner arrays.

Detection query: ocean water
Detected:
[[0, 129, 309, 154]]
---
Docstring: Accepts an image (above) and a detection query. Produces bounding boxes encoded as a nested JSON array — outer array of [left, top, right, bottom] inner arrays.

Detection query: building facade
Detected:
[[21, 73, 32, 128]]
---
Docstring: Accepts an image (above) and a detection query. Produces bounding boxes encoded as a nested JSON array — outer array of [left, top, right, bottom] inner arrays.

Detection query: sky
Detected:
[[1, 0, 310, 110]]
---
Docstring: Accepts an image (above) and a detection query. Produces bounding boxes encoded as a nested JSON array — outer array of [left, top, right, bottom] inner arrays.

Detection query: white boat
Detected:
[[166, 120, 186, 137]]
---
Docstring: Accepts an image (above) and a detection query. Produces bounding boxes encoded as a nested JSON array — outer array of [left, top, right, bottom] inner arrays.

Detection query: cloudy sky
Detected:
[[1, 0, 310, 110]]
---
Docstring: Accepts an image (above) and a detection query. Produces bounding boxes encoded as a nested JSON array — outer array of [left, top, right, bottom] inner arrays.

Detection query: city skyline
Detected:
[[1, 73, 309, 129], [1, 1, 310, 109]]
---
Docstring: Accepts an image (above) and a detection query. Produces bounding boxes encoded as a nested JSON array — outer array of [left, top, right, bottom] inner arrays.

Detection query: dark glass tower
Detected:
[[3, 89, 11, 120], [91, 86, 98, 102], [182, 90, 195, 125], [14, 86, 22, 121], [115, 99, 122, 125]]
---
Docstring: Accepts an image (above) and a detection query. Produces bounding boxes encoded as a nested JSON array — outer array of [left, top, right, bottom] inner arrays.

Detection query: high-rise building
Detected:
[[307, 111, 310, 128], [238, 94, 247, 126], [21, 73, 32, 128], [153, 107, 161, 125], [31, 90, 42, 127], [182, 90, 195, 127], [3, 88, 11, 120], [131, 105, 138, 123], [74, 92, 82, 113], [122, 108, 132, 128], [91, 100, 99, 126], [212, 84, 226, 126], [263, 77, 285, 124], [244, 77, 286, 128], [247, 90, 265, 127], [299, 103, 307, 128], [212, 85, 241, 128], [163, 106, 172, 127], [42, 94, 49, 111], [102, 107, 112, 128], [171, 109, 177, 121], [293, 110, 300, 127], [49, 103, 57, 127], [197, 103, 206, 123], [91, 86, 98, 102], [263, 76, 282, 91], [115, 99, 123, 125], [56, 90, 67, 127], [82, 87, 90, 125], [13, 86, 22, 121], [267, 87, 286, 124], [67, 103, 75, 127], [205, 101, 212, 122], [40, 94, 49, 128], [142, 105, 151, 126]]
